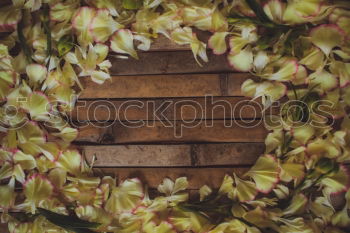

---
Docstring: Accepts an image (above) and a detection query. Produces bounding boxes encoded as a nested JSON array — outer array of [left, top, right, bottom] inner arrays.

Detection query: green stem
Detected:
[[228, 15, 286, 29], [17, 12, 32, 63], [42, 4, 52, 59], [245, 0, 273, 23]]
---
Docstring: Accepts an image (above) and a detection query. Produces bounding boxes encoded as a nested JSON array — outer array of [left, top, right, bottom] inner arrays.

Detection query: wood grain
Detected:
[[0, 0, 11, 7], [79, 73, 249, 99], [75, 120, 267, 144], [109, 51, 232, 75], [71, 97, 265, 121], [82, 143, 264, 167], [0, 224, 8, 233]]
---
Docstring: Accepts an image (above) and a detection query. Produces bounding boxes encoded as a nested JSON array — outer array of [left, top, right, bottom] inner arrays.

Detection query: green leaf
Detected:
[[38, 208, 100, 233], [57, 35, 74, 57], [122, 0, 143, 10]]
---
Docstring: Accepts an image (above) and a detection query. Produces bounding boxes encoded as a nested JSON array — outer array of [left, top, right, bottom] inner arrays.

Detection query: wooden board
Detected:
[[79, 73, 249, 99], [75, 120, 267, 144], [71, 97, 266, 121], [0, 1, 10, 7], [0, 224, 8, 233], [82, 143, 264, 167], [109, 51, 232, 75]]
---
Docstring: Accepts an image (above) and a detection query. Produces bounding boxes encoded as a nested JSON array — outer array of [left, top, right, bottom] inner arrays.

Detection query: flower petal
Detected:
[[21, 92, 51, 121], [245, 155, 279, 193], [228, 46, 253, 72], [263, 0, 284, 23], [72, 7, 96, 47], [0, 6, 22, 32], [91, 70, 111, 85], [309, 69, 338, 94], [283, 194, 307, 216], [0, 178, 16, 209], [24, 174, 54, 212], [90, 9, 123, 43], [56, 150, 82, 175], [234, 173, 258, 202], [310, 24, 345, 56], [26, 64, 47, 86], [105, 178, 143, 215], [321, 165, 350, 194], [110, 29, 138, 59], [208, 32, 229, 55], [300, 47, 325, 71], [13, 150, 36, 170]]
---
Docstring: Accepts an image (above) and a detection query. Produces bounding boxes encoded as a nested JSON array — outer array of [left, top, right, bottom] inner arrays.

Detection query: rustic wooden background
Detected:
[[73, 36, 267, 188], [0, 35, 268, 231]]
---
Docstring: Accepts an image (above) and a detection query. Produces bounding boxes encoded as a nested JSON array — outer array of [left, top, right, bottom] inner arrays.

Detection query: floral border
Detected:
[[0, 0, 350, 232]]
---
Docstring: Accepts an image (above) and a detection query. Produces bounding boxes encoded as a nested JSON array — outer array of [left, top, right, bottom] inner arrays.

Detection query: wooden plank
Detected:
[[84, 144, 192, 167], [75, 120, 267, 144], [109, 51, 232, 75], [0, 224, 8, 233], [82, 143, 264, 167], [80, 73, 248, 99], [227, 73, 257, 95], [193, 143, 264, 166], [94, 167, 248, 189], [71, 97, 265, 121], [0, 1, 11, 7], [150, 35, 190, 51]]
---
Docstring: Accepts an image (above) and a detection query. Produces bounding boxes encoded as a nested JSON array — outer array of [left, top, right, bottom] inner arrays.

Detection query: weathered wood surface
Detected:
[[109, 51, 232, 75], [0, 224, 8, 233], [82, 143, 264, 167], [0, 0, 11, 7], [79, 73, 248, 99], [76, 120, 267, 144], [71, 96, 266, 121]]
